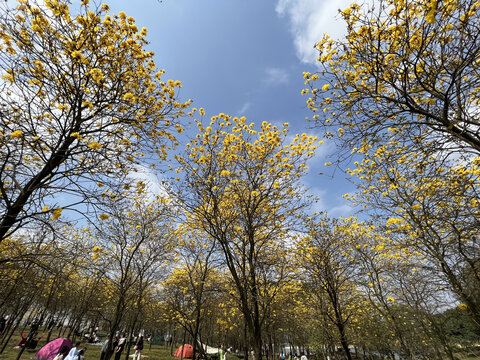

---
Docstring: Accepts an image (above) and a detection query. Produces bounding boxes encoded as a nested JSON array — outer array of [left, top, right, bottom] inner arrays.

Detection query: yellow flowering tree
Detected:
[[298, 215, 456, 360], [298, 214, 366, 360], [0, 0, 189, 242], [160, 224, 220, 358], [0, 232, 50, 345], [304, 0, 480, 331], [342, 218, 453, 360], [305, 0, 480, 158], [347, 140, 480, 326], [173, 114, 319, 360], [90, 187, 177, 359], [0, 223, 107, 354], [260, 280, 312, 359]]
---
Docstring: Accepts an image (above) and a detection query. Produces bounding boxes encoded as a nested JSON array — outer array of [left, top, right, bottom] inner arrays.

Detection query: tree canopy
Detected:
[[0, 0, 189, 242]]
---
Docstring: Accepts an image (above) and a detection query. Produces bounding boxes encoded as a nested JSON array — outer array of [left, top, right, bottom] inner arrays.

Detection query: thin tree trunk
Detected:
[[180, 329, 187, 360], [336, 322, 352, 360], [170, 330, 176, 355], [123, 320, 138, 360], [244, 318, 249, 360], [0, 318, 21, 354]]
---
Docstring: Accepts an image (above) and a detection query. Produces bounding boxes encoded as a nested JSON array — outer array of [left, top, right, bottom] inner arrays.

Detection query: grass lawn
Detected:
[[3, 333, 477, 360], [0, 335, 178, 360]]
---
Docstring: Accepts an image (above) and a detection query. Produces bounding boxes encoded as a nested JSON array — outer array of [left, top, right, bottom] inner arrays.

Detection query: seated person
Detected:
[[16, 333, 27, 348]]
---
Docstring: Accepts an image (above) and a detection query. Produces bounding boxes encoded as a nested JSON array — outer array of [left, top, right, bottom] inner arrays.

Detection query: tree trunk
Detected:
[[244, 318, 249, 360], [170, 330, 176, 355], [0, 318, 21, 354], [123, 320, 138, 360], [180, 330, 187, 360], [336, 322, 352, 360]]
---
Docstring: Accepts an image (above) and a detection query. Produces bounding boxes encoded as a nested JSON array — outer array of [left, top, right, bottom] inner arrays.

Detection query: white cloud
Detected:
[[328, 203, 354, 217], [275, 0, 351, 63], [237, 101, 252, 115], [263, 67, 289, 86], [308, 137, 336, 166], [309, 187, 354, 217], [127, 165, 169, 199]]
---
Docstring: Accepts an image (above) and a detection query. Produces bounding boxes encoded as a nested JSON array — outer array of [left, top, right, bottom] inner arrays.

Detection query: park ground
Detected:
[[0, 336, 187, 360], [0, 333, 478, 360]]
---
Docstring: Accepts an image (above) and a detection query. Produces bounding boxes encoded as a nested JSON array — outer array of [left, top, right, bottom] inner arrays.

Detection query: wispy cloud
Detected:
[[238, 101, 252, 115], [309, 188, 354, 217], [263, 67, 289, 86], [275, 0, 351, 63], [328, 203, 354, 217], [127, 165, 168, 199]]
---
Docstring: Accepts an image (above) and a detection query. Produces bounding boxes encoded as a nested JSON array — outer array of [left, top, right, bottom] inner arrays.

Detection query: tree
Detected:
[[173, 114, 319, 360], [304, 0, 480, 328], [0, 0, 189, 243], [160, 225, 219, 358], [442, 307, 480, 350], [90, 186, 176, 360], [0, 223, 101, 355], [305, 0, 480, 158], [298, 215, 364, 360], [346, 142, 480, 325], [348, 219, 455, 360]]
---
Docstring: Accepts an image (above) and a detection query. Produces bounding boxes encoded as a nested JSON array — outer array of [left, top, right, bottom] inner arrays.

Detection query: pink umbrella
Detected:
[[35, 338, 72, 360]]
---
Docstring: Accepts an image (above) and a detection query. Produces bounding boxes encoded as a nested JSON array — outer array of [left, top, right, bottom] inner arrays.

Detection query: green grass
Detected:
[[2, 336, 479, 360], [0, 335, 178, 360], [456, 356, 480, 360]]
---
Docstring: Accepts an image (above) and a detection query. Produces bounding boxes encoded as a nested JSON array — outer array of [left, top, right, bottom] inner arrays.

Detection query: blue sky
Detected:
[[105, 0, 355, 217]]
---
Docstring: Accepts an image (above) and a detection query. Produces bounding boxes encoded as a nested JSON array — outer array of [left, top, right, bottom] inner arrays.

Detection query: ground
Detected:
[[0, 334, 184, 360]]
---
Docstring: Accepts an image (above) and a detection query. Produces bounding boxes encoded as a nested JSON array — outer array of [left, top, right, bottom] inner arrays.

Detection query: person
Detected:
[[47, 318, 56, 330], [114, 334, 126, 360], [110, 335, 119, 360], [88, 331, 97, 343], [218, 345, 225, 360], [104, 335, 119, 360], [16, 333, 27, 348], [24, 320, 39, 349], [26, 332, 40, 349], [133, 335, 143, 360], [100, 338, 110, 360], [0, 316, 6, 336], [75, 347, 86, 360], [53, 345, 70, 360], [30, 319, 40, 334], [53, 352, 65, 360], [64, 341, 81, 360], [300, 354, 307, 360]]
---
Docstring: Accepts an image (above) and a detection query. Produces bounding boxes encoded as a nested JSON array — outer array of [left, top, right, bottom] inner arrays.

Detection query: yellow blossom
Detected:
[[10, 130, 23, 138], [123, 92, 134, 101], [51, 208, 63, 220], [88, 142, 102, 150]]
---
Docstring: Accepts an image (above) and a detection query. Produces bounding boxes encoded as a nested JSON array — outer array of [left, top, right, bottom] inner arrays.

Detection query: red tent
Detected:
[[35, 338, 72, 360], [173, 344, 194, 359]]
